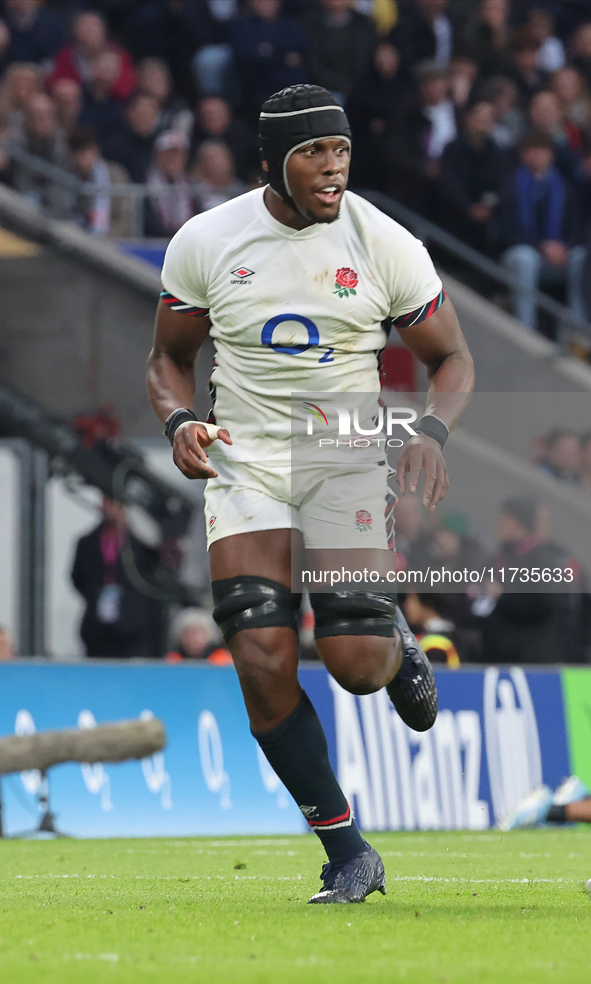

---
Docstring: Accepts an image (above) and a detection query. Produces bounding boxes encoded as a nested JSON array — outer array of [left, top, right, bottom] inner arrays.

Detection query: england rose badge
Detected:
[[333, 267, 358, 298], [355, 509, 372, 531]]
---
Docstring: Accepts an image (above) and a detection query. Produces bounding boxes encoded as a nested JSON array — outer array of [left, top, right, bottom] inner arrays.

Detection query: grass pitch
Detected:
[[1, 829, 591, 984]]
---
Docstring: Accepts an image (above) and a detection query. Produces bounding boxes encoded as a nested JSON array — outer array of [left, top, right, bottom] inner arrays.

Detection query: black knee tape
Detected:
[[212, 576, 301, 643], [310, 591, 397, 639]]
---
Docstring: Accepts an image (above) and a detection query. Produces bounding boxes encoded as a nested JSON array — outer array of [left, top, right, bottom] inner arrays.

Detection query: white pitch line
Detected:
[[73, 953, 119, 962], [388, 875, 573, 885], [13, 873, 576, 885], [6, 873, 283, 883]]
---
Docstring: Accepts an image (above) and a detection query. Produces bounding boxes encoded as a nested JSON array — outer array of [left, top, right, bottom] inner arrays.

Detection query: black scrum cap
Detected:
[[259, 85, 351, 208]]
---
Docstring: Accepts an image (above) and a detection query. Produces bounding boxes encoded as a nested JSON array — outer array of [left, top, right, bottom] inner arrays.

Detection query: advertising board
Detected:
[[0, 664, 578, 837]]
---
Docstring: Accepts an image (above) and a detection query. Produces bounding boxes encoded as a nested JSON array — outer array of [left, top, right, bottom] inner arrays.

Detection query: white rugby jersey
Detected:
[[161, 187, 443, 463]]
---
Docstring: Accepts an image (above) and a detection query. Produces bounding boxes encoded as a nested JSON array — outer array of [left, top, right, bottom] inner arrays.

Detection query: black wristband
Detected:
[[414, 415, 449, 449], [164, 408, 197, 446], [546, 804, 567, 824]]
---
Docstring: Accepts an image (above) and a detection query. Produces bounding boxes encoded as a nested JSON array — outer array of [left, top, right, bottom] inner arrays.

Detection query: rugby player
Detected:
[[500, 776, 591, 830], [147, 85, 474, 903]]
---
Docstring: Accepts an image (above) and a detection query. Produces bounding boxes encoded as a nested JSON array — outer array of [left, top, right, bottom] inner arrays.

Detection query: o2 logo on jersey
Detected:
[[261, 314, 334, 363]]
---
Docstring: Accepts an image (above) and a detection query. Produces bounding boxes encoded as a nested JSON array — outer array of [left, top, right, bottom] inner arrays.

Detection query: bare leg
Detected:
[[565, 798, 591, 823], [223, 625, 301, 732], [317, 633, 402, 694], [210, 530, 300, 732], [210, 530, 377, 868], [305, 546, 402, 693], [210, 529, 401, 716]]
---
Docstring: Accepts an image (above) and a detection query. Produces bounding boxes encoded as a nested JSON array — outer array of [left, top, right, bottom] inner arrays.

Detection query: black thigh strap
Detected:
[[310, 591, 396, 639], [212, 576, 301, 643]]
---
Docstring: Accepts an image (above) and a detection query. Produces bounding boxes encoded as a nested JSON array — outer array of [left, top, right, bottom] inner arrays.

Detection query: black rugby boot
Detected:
[[386, 606, 438, 732], [308, 843, 387, 904]]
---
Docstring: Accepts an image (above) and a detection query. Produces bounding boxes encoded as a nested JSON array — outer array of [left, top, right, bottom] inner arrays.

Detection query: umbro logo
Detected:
[[231, 266, 255, 283], [299, 804, 318, 818]]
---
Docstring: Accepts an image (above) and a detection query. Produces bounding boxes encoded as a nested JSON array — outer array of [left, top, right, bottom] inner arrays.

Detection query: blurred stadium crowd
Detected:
[[535, 426, 591, 487], [59, 481, 591, 666], [4, 1, 591, 337], [0, 0, 590, 666]]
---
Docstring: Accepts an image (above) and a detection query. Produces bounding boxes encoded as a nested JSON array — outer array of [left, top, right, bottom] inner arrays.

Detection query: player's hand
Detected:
[[172, 421, 232, 479], [395, 434, 449, 513]]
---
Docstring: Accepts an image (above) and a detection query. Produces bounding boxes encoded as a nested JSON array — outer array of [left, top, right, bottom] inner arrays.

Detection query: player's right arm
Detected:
[[147, 300, 231, 480]]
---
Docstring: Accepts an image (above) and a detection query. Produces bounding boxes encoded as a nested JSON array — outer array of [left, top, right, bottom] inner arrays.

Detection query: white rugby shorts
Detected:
[[204, 457, 397, 550]]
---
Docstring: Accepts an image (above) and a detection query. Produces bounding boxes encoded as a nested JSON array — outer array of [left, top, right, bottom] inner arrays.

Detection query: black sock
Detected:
[[253, 691, 366, 863], [547, 804, 567, 823]]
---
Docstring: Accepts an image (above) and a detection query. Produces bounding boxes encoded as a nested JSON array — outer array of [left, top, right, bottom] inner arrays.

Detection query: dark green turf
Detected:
[[1, 829, 591, 983]]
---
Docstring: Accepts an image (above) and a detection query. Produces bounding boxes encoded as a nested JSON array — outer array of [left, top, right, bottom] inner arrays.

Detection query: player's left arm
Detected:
[[395, 296, 474, 512]]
